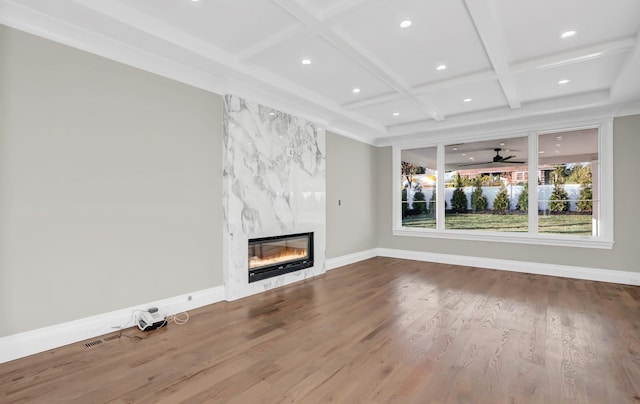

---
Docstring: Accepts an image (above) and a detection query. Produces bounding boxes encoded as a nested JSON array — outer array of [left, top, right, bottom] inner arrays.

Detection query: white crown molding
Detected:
[[377, 248, 640, 286], [0, 286, 225, 364]]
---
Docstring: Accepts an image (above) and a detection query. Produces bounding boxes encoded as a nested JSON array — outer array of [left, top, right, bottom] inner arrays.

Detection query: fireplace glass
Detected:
[[248, 232, 314, 282]]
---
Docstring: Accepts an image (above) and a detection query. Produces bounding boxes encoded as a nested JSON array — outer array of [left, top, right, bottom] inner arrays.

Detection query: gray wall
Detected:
[[0, 26, 224, 336], [326, 132, 378, 258], [377, 114, 640, 273]]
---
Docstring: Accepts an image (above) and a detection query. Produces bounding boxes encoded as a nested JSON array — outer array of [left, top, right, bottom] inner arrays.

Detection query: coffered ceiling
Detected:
[[2, 0, 639, 145]]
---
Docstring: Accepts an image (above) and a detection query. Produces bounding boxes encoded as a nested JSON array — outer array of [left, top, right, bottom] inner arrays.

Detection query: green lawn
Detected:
[[402, 212, 592, 235]]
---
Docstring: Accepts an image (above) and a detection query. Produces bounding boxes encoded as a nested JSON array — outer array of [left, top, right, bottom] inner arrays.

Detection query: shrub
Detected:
[[493, 184, 510, 213], [516, 183, 528, 211], [451, 173, 468, 213], [451, 188, 468, 213], [577, 184, 593, 213], [471, 185, 488, 212], [549, 182, 569, 212]]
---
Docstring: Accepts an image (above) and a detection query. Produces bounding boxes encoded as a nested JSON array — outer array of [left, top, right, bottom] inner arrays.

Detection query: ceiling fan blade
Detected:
[[501, 155, 516, 161], [496, 160, 525, 164], [457, 161, 494, 167]]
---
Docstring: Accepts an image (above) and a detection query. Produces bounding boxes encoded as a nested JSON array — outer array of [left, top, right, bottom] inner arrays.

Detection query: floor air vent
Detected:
[[84, 339, 103, 348]]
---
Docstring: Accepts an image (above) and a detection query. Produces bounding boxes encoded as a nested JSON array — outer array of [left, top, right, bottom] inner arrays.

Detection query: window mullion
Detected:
[[436, 143, 445, 230], [528, 132, 538, 235]]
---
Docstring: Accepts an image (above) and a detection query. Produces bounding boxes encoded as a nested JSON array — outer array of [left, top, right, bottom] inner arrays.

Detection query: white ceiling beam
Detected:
[[464, 0, 521, 109], [512, 36, 636, 72], [269, 0, 445, 121], [342, 92, 403, 111], [343, 36, 636, 111], [238, 0, 390, 63]]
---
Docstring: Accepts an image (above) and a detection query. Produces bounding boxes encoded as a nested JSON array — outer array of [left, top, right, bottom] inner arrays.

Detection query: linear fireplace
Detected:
[[248, 232, 314, 283]]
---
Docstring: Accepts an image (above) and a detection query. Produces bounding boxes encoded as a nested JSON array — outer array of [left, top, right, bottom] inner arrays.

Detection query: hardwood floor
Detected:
[[2, 257, 640, 403]]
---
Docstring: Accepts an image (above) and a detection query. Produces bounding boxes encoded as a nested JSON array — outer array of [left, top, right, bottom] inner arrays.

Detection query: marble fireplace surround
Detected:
[[222, 95, 326, 301]]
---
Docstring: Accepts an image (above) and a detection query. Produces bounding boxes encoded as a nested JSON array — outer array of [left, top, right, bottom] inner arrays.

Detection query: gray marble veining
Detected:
[[222, 95, 326, 300]]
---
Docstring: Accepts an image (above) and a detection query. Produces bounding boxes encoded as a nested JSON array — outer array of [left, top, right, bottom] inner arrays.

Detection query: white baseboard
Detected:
[[325, 248, 378, 270], [377, 248, 640, 286], [0, 285, 225, 364]]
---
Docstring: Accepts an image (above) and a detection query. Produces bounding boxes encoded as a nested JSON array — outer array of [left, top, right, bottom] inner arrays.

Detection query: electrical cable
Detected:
[[167, 311, 189, 325]]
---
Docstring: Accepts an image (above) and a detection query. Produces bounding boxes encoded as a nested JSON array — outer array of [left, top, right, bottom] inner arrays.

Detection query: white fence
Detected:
[[409, 185, 587, 211]]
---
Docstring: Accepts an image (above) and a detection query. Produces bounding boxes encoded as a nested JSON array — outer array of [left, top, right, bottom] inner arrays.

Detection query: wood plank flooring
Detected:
[[1, 257, 640, 403]]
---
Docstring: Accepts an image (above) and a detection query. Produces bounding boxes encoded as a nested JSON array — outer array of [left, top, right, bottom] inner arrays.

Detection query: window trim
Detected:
[[392, 119, 614, 249]]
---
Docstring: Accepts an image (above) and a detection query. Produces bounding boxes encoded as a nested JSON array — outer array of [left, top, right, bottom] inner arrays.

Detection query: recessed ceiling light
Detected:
[[400, 20, 412, 29], [463, 98, 472, 103], [556, 136, 563, 141], [301, 59, 311, 65], [561, 30, 576, 39], [558, 79, 570, 85], [352, 88, 361, 94], [461, 153, 467, 156], [556, 143, 562, 147], [269, 112, 275, 116], [392, 112, 400, 116], [499, 142, 505, 146], [452, 147, 458, 151], [539, 151, 545, 154], [469, 157, 474, 160], [436, 64, 447, 71]]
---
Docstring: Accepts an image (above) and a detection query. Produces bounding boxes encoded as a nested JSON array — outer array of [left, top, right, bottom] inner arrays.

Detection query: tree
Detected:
[[577, 184, 593, 213], [451, 172, 468, 213], [516, 182, 528, 211], [413, 189, 426, 214], [567, 163, 592, 185], [493, 184, 510, 213], [549, 181, 569, 212], [470, 178, 488, 211], [552, 164, 569, 184], [401, 161, 424, 215]]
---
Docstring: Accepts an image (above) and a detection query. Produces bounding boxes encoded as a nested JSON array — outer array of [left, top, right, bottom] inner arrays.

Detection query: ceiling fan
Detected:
[[458, 148, 525, 167]]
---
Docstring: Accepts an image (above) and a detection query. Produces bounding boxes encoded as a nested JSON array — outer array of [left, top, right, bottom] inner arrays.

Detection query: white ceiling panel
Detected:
[[356, 98, 429, 128], [514, 53, 628, 104], [419, 80, 507, 117], [495, 0, 640, 63], [251, 35, 395, 105], [336, 0, 492, 87], [118, 0, 298, 54]]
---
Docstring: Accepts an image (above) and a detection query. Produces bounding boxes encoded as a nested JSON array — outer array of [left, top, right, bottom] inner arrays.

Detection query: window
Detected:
[[401, 147, 437, 229], [444, 136, 528, 232], [393, 120, 613, 249], [538, 129, 598, 236]]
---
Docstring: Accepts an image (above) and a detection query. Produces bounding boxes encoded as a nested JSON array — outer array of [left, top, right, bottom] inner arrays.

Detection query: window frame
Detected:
[[392, 119, 613, 249]]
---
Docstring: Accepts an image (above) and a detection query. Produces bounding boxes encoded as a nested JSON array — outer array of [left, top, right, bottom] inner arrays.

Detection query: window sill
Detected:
[[392, 227, 614, 249]]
